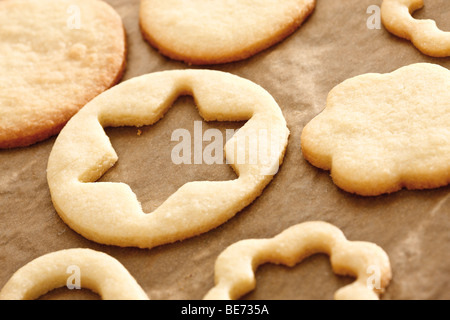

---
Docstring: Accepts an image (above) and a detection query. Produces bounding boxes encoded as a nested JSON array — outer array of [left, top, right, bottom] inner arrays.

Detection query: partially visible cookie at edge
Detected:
[[0, 0, 127, 149], [139, 0, 316, 65], [0, 249, 149, 300]]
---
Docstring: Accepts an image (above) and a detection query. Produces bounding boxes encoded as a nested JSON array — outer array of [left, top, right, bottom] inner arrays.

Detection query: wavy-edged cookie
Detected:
[[205, 221, 392, 300], [381, 0, 450, 57]]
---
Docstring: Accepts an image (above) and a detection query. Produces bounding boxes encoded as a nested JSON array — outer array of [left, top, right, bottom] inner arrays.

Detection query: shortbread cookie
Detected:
[[139, 0, 316, 65], [381, 0, 450, 57], [47, 70, 290, 249], [301, 63, 450, 196], [0, 0, 126, 149], [204, 221, 392, 300], [0, 249, 149, 300]]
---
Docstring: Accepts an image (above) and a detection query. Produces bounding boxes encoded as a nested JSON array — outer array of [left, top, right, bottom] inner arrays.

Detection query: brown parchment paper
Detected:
[[0, 0, 449, 300]]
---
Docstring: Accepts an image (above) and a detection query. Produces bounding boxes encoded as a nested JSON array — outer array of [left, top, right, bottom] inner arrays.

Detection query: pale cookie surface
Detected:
[[204, 221, 392, 300], [139, 0, 316, 65], [301, 63, 450, 196], [0, 249, 149, 300], [47, 69, 290, 249], [0, 0, 126, 149], [381, 0, 450, 57]]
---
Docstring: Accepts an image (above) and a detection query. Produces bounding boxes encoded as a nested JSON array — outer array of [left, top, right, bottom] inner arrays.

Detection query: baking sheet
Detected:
[[0, 0, 449, 300]]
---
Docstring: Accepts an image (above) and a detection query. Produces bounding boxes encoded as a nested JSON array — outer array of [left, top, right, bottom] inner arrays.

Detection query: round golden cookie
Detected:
[[139, 0, 316, 65], [47, 69, 290, 249], [0, 0, 126, 149]]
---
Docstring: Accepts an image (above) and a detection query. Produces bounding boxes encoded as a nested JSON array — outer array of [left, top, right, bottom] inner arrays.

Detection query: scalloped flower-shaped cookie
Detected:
[[204, 222, 392, 300], [301, 63, 450, 196], [381, 0, 450, 57]]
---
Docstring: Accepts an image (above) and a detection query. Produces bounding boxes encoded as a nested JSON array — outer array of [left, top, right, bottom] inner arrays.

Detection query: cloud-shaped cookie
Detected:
[[381, 0, 450, 57], [301, 63, 450, 196], [204, 222, 392, 300]]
